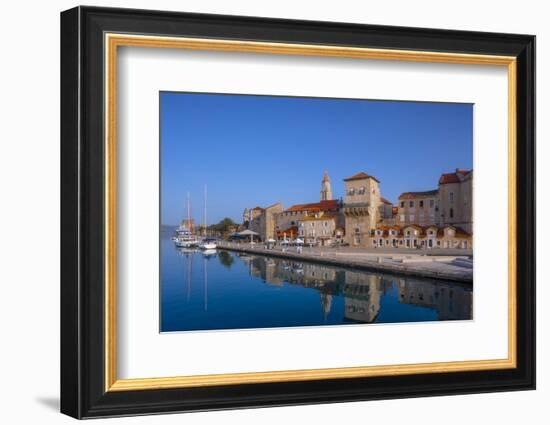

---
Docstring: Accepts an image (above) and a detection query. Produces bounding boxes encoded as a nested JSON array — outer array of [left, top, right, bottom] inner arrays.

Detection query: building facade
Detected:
[[397, 190, 439, 227], [241, 168, 472, 249], [369, 224, 472, 250], [438, 169, 473, 234], [297, 212, 342, 246], [244, 203, 284, 241], [341, 172, 381, 246], [275, 171, 343, 242]]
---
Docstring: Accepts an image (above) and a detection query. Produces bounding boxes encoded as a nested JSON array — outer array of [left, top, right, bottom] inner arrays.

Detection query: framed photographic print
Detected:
[[60, 6, 535, 419]]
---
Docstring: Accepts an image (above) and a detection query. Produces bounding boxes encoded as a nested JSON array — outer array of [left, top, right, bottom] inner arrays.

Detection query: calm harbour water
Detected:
[[160, 233, 472, 332]]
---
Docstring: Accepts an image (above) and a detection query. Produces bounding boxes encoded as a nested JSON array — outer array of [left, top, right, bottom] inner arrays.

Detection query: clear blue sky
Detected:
[[160, 92, 472, 226]]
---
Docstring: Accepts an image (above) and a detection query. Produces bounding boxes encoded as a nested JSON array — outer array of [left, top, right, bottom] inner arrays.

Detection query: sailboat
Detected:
[[199, 184, 217, 250], [174, 192, 199, 248]]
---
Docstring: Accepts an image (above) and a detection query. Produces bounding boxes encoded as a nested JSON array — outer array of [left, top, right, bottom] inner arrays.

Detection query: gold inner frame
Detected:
[[104, 33, 517, 392]]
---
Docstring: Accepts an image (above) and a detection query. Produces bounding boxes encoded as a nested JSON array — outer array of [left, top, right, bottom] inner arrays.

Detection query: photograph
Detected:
[[160, 92, 474, 332]]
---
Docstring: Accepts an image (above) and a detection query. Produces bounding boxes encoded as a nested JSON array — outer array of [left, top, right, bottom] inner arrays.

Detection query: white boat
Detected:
[[199, 238, 217, 250], [175, 236, 199, 248]]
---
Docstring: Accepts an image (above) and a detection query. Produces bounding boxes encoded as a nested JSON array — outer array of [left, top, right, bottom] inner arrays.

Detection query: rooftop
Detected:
[[286, 199, 339, 212], [343, 171, 380, 183], [439, 169, 473, 185], [398, 190, 439, 200]]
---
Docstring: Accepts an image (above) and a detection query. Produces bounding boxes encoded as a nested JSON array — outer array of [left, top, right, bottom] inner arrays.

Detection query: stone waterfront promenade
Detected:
[[217, 241, 473, 283]]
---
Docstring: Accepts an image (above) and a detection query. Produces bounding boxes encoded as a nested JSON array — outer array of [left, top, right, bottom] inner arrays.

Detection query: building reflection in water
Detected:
[[242, 253, 472, 323]]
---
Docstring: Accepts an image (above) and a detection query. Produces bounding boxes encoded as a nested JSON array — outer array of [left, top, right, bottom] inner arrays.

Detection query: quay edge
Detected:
[[217, 244, 473, 284]]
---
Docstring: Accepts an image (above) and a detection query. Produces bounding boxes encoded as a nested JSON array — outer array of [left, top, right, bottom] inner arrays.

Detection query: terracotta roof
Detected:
[[251, 206, 264, 211], [380, 197, 393, 205], [436, 225, 471, 238], [439, 169, 472, 185], [343, 171, 380, 183], [372, 224, 403, 236], [286, 199, 339, 212], [398, 190, 438, 200]]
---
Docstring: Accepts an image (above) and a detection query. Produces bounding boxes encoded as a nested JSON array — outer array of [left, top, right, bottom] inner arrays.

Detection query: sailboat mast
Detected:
[[187, 192, 190, 225], [203, 184, 207, 236]]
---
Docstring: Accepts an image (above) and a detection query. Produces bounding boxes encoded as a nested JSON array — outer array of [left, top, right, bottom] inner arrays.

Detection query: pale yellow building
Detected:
[[297, 212, 338, 246]]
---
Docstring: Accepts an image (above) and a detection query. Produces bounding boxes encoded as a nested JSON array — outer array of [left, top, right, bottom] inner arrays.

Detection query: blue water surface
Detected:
[[160, 234, 472, 332]]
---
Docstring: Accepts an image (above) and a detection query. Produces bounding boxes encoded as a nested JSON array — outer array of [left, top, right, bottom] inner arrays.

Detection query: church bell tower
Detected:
[[320, 171, 333, 201]]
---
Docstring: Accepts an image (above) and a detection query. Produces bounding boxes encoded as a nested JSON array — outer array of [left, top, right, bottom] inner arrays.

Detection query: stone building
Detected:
[[397, 190, 439, 226], [275, 171, 343, 239], [244, 203, 283, 241], [379, 197, 395, 225], [342, 172, 382, 246], [438, 169, 473, 234], [297, 212, 340, 246]]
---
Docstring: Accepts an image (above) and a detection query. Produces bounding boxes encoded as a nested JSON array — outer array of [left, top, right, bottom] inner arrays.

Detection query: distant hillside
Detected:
[[160, 224, 177, 233]]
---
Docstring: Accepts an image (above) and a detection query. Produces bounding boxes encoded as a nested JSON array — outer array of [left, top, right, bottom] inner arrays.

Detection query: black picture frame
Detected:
[[61, 5, 535, 419]]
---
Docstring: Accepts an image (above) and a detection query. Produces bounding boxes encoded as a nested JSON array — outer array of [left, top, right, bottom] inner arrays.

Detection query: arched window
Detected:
[[450, 208, 454, 218]]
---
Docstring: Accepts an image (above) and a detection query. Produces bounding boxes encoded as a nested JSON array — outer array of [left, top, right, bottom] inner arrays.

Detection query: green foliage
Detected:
[[207, 217, 237, 234]]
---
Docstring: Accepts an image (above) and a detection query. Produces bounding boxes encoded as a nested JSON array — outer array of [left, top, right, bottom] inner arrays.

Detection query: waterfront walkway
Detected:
[[217, 241, 473, 283]]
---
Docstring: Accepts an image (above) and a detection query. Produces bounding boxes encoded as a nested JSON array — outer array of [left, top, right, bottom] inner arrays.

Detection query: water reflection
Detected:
[[161, 241, 472, 332], [242, 254, 472, 324]]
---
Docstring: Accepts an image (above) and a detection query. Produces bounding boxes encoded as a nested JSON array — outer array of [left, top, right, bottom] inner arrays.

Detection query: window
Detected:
[[419, 200, 424, 208], [400, 214, 405, 222], [430, 199, 434, 208], [450, 208, 454, 218], [449, 192, 454, 203], [324, 221, 328, 227], [400, 201, 404, 208], [406, 230, 410, 236], [358, 187, 365, 195], [348, 188, 355, 196], [409, 201, 414, 208]]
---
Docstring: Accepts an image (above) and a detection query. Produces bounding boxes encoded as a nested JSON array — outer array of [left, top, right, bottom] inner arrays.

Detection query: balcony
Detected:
[[342, 202, 370, 216]]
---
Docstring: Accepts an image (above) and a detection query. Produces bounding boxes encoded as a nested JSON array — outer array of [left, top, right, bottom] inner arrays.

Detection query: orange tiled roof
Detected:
[[286, 199, 339, 212], [343, 171, 380, 183], [439, 169, 472, 185]]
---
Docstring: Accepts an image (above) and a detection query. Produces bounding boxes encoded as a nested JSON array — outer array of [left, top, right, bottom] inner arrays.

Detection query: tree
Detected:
[[207, 217, 238, 235]]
